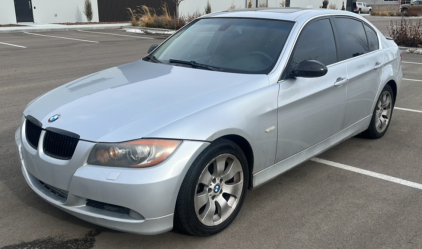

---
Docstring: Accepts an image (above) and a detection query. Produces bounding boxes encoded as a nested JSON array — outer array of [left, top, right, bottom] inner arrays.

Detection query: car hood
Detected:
[[24, 60, 269, 142]]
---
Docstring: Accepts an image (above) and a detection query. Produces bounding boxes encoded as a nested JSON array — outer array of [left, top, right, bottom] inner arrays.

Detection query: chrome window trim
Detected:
[[275, 14, 382, 83]]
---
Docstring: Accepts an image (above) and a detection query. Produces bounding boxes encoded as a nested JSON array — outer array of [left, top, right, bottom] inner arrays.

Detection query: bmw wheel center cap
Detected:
[[48, 114, 60, 123], [214, 185, 221, 193]]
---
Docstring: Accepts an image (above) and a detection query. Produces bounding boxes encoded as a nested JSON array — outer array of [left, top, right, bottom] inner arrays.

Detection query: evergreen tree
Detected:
[[84, 0, 93, 22]]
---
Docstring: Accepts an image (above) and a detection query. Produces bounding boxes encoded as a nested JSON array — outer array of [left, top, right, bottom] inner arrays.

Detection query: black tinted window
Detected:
[[289, 18, 337, 70], [336, 18, 369, 60], [364, 24, 379, 51], [152, 18, 294, 74]]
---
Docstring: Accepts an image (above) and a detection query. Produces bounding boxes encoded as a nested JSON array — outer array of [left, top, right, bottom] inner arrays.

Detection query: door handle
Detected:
[[374, 62, 383, 70], [334, 77, 348, 87]]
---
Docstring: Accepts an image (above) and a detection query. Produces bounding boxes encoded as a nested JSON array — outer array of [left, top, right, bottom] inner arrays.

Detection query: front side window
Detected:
[[335, 18, 370, 60], [287, 18, 337, 73], [151, 18, 294, 74], [364, 24, 379, 51]]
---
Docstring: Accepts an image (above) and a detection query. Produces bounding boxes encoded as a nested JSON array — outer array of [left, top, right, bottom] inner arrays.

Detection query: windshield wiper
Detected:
[[143, 55, 162, 63], [168, 59, 223, 71]]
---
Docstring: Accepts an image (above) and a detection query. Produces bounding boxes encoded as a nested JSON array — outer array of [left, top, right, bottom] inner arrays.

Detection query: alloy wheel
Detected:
[[375, 91, 392, 133], [194, 154, 244, 226]]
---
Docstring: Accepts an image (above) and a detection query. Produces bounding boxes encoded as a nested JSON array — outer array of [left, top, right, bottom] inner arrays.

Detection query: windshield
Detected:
[[150, 18, 294, 74]]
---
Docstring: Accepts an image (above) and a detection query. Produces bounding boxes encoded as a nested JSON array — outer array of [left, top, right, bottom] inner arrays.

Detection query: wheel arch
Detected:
[[219, 135, 254, 189], [386, 80, 397, 104]]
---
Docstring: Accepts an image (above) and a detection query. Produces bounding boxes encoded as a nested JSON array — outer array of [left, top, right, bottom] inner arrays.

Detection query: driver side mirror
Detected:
[[291, 60, 328, 78], [148, 44, 158, 54]]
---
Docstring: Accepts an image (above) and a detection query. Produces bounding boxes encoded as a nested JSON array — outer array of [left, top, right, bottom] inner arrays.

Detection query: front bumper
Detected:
[[15, 124, 209, 235]]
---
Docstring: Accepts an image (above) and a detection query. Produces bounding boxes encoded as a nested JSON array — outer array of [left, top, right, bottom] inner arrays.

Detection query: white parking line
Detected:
[[23, 32, 98, 43], [402, 61, 422, 65], [395, 107, 422, 114], [77, 30, 154, 39], [311, 158, 422, 190], [403, 78, 422, 82], [0, 42, 26, 48]]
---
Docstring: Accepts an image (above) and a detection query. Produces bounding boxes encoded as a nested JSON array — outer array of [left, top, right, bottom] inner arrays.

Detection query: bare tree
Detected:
[[172, 0, 185, 19]]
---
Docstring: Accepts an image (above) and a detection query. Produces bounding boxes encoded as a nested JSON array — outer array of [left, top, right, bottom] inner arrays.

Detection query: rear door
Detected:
[[276, 18, 347, 162], [333, 17, 383, 129]]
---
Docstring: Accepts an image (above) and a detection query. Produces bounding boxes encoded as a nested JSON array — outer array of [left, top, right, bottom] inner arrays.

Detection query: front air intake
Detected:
[[43, 129, 79, 160], [25, 119, 42, 149]]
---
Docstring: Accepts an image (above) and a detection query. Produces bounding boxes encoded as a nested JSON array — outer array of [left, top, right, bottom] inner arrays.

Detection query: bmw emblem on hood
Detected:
[[48, 114, 60, 123]]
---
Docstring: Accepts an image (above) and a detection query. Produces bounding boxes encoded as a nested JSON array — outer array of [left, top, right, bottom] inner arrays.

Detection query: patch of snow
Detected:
[[126, 29, 145, 34]]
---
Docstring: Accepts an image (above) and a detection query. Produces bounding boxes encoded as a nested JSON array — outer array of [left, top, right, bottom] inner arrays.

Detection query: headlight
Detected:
[[87, 139, 181, 168]]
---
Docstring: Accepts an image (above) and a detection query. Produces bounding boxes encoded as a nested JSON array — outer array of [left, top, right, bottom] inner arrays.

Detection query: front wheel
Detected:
[[362, 85, 394, 139], [174, 139, 249, 236]]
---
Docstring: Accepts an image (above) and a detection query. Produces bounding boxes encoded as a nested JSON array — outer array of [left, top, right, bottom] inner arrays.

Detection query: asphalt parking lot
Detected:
[[1, 17, 422, 248]]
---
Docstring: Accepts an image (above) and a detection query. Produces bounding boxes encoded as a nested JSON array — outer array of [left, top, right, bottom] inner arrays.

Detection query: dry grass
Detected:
[[259, 3, 268, 7], [248, 0, 253, 8], [128, 4, 203, 30], [328, 3, 337, 9], [371, 10, 400, 16], [127, 7, 139, 26], [228, 3, 237, 10], [184, 11, 202, 23], [388, 18, 422, 47], [279, 1, 286, 7]]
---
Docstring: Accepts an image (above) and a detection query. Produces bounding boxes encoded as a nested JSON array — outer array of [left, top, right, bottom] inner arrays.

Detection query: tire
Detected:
[[362, 85, 394, 139], [401, 8, 407, 14], [369, 9, 372, 15], [174, 138, 249, 236], [358, 9, 361, 14]]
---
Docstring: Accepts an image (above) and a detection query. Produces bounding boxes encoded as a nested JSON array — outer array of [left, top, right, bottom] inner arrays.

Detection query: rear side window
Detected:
[[364, 24, 379, 51], [335, 18, 369, 60], [289, 18, 337, 70]]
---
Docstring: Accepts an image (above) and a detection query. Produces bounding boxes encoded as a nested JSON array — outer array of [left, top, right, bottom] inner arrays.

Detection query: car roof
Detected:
[[204, 8, 363, 22]]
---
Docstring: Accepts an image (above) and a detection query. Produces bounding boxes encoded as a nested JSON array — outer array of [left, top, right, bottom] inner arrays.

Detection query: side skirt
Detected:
[[252, 115, 372, 188]]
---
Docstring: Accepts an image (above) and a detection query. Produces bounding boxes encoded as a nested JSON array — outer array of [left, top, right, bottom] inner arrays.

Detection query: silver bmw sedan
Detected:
[[15, 8, 402, 236]]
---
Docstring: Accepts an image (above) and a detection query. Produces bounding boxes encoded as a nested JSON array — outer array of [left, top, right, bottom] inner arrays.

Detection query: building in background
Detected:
[[290, 0, 409, 9], [0, 0, 410, 25], [0, 0, 175, 25], [0, 0, 100, 24], [179, 0, 289, 16]]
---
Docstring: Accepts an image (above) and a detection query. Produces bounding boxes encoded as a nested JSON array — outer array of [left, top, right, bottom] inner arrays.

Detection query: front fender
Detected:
[[145, 83, 280, 174]]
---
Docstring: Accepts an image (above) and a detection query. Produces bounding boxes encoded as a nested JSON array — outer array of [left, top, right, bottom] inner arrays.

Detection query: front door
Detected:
[[276, 18, 347, 162], [14, 0, 34, 23]]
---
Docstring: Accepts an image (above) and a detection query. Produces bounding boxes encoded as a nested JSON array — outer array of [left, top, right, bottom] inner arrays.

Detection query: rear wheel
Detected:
[[358, 9, 361, 14], [362, 85, 394, 139], [174, 139, 249, 236], [369, 9, 372, 15]]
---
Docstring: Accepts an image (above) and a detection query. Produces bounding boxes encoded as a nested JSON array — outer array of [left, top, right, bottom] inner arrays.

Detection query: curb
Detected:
[[0, 24, 131, 33], [123, 26, 175, 35]]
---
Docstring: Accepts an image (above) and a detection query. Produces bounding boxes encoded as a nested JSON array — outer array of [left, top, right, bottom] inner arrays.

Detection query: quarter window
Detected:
[[289, 18, 337, 72], [364, 24, 379, 51], [335, 18, 370, 60]]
